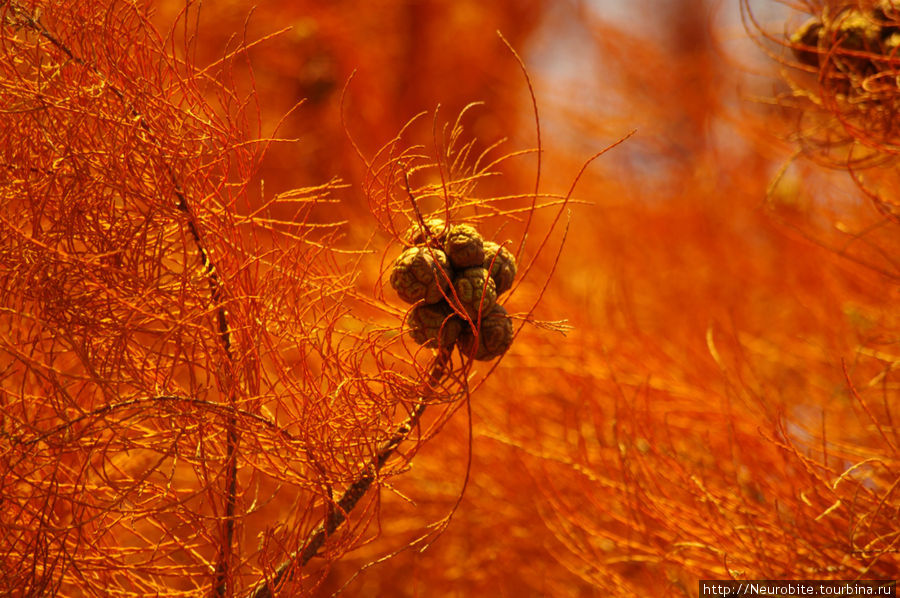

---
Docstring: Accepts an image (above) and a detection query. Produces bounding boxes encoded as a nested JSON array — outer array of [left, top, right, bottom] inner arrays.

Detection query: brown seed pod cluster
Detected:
[[790, 3, 900, 85], [392, 219, 518, 360], [780, 2, 900, 164]]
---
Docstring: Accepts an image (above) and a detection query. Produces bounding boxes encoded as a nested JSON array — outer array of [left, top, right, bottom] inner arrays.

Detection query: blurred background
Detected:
[[149, 0, 899, 594]]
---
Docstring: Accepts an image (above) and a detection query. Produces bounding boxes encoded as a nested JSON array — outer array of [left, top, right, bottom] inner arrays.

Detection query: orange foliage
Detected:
[[1, 0, 898, 597]]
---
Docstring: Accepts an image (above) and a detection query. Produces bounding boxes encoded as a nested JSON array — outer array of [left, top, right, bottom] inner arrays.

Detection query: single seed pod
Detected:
[[482, 242, 517, 295], [451, 267, 497, 319], [404, 217, 448, 247], [884, 31, 900, 54], [828, 9, 880, 75], [444, 223, 484, 268], [790, 18, 822, 67], [457, 304, 514, 361], [390, 247, 451, 304], [407, 302, 462, 350], [876, 1, 900, 33]]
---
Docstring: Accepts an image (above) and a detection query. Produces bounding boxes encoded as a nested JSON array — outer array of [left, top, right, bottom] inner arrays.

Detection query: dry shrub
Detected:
[[471, 0, 899, 593], [0, 0, 574, 595], [2, 0, 898, 597], [319, 1, 898, 595]]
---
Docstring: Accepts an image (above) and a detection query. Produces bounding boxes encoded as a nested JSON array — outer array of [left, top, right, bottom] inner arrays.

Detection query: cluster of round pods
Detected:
[[791, 3, 900, 84], [389, 218, 517, 361]]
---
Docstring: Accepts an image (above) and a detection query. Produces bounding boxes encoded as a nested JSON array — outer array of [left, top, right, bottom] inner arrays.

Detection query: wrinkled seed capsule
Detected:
[[407, 302, 462, 350], [876, 2, 900, 36], [790, 18, 822, 67], [390, 247, 451, 304], [444, 223, 484, 268], [828, 9, 881, 74], [404, 217, 448, 247], [833, 10, 880, 51], [452, 266, 497, 319], [457, 304, 514, 361], [482, 242, 517, 295], [885, 31, 900, 53]]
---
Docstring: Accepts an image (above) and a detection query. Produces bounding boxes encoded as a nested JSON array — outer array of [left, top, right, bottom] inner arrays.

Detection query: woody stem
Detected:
[[249, 352, 450, 598]]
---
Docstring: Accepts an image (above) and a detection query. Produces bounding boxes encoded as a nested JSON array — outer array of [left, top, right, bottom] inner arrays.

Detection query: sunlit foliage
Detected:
[[1, 0, 897, 596]]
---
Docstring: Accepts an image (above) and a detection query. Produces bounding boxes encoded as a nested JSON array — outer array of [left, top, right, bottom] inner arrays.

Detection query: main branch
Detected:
[[6, 6, 242, 594], [249, 353, 451, 598]]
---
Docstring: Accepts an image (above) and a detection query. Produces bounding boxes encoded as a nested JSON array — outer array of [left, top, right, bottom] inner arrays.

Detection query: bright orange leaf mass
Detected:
[[1, 0, 897, 596]]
